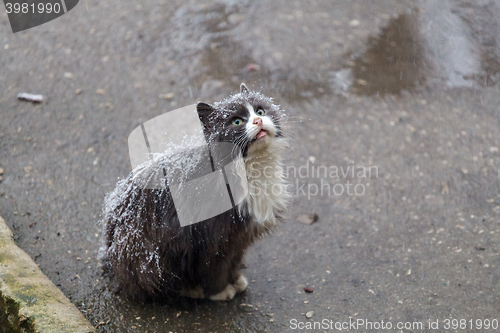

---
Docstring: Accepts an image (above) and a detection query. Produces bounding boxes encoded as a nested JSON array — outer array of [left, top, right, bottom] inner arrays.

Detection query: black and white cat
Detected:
[[101, 84, 289, 301]]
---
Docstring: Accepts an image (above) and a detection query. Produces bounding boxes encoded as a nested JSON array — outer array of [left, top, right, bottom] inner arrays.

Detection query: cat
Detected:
[[101, 83, 289, 302]]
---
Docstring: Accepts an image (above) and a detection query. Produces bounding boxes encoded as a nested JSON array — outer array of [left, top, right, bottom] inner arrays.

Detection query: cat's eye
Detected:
[[232, 118, 243, 125], [256, 108, 265, 116]]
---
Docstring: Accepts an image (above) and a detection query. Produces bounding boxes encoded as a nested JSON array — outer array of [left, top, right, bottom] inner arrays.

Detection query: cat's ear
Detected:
[[196, 102, 214, 124], [240, 83, 249, 94]]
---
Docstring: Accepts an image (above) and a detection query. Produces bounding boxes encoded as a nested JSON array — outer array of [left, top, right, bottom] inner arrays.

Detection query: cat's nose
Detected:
[[253, 117, 263, 126]]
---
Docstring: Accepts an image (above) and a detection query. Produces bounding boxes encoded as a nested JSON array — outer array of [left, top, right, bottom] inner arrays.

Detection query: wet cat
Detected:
[[101, 84, 289, 301]]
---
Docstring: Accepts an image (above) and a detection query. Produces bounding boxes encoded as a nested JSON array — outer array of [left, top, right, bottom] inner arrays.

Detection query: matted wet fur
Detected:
[[101, 84, 289, 302]]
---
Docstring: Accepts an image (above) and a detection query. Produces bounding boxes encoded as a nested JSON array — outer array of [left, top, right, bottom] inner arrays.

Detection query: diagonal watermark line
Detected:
[[60, 0, 68, 13], [140, 124, 152, 157]]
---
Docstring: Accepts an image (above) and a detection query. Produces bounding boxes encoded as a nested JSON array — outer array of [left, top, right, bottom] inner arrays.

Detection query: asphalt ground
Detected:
[[1, 0, 500, 332]]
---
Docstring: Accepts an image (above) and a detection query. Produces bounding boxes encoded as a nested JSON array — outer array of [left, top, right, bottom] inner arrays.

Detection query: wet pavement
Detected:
[[1, 0, 500, 331]]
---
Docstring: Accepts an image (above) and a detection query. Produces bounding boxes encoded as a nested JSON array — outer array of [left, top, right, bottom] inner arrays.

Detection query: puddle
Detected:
[[349, 13, 426, 96], [337, 1, 500, 96]]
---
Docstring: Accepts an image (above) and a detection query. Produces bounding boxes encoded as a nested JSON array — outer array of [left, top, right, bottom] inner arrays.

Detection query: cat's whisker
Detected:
[[230, 134, 249, 157], [231, 139, 245, 157]]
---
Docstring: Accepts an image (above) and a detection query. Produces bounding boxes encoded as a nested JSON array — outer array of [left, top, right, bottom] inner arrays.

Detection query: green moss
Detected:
[[0, 216, 96, 332], [16, 294, 37, 306], [0, 289, 36, 333], [2, 273, 16, 285]]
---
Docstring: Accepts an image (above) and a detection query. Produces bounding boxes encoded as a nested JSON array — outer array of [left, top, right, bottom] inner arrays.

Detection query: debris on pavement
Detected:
[[297, 213, 319, 225], [305, 311, 314, 319], [17, 92, 44, 103], [304, 287, 314, 293], [159, 92, 175, 100], [245, 63, 260, 72], [239, 303, 253, 308]]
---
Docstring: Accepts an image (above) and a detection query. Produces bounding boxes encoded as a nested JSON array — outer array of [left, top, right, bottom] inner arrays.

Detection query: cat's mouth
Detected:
[[255, 129, 268, 140], [248, 127, 274, 146]]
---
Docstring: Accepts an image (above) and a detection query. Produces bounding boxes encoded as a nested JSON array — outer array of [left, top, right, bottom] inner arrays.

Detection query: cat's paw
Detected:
[[209, 284, 237, 301], [180, 285, 205, 299], [233, 275, 248, 293]]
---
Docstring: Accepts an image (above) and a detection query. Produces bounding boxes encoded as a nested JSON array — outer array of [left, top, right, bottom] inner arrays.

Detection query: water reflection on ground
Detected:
[[337, 1, 500, 96]]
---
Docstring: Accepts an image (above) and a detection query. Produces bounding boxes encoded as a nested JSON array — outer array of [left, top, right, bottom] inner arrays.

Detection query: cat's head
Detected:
[[197, 83, 284, 156]]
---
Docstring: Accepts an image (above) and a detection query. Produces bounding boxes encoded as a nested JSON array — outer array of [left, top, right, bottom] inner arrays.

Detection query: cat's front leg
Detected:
[[208, 275, 248, 301], [233, 274, 248, 293], [209, 284, 237, 301]]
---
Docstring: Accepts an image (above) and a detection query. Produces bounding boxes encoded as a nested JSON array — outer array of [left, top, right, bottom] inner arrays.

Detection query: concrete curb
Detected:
[[0, 215, 96, 332]]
